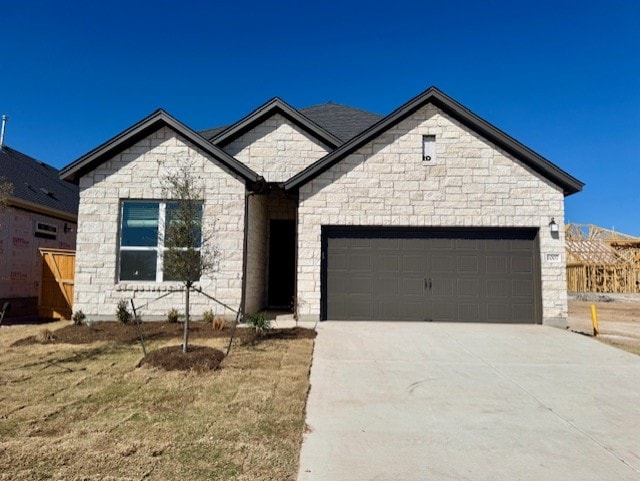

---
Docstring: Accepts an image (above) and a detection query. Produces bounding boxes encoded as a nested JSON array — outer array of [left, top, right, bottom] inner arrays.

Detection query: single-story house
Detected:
[[0, 145, 78, 319], [60, 86, 583, 324]]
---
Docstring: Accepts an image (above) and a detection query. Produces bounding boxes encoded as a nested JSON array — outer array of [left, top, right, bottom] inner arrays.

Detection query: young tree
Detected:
[[162, 165, 216, 353]]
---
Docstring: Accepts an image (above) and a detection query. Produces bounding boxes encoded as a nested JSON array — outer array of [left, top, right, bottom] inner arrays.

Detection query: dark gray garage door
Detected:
[[323, 228, 540, 323]]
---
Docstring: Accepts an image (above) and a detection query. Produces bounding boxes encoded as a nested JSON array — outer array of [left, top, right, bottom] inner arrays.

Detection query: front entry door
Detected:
[[268, 220, 296, 309]]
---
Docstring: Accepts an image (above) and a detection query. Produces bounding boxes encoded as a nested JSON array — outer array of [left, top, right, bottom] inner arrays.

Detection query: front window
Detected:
[[118, 200, 202, 282]]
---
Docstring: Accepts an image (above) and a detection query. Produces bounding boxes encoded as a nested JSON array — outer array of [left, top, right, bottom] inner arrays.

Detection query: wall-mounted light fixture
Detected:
[[549, 218, 559, 233], [64, 223, 73, 234]]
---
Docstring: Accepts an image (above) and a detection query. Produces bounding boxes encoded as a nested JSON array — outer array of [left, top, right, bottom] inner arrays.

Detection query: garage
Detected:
[[322, 227, 541, 323]]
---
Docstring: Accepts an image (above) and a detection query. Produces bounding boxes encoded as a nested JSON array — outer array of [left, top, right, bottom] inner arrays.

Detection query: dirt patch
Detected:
[[12, 321, 316, 346], [139, 344, 225, 371]]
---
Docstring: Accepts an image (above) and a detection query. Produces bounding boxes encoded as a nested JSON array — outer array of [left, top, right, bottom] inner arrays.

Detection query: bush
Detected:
[[166, 308, 183, 324], [202, 309, 215, 324], [246, 312, 271, 335], [116, 300, 133, 324], [72, 310, 86, 326]]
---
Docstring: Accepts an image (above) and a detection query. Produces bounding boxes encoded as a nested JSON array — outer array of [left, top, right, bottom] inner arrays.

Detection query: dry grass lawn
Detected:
[[0, 321, 314, 481]]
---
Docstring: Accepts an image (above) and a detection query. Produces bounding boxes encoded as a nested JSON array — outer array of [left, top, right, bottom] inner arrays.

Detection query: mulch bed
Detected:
[[139, 345, 226, 371], [11, 322, 316, 347]]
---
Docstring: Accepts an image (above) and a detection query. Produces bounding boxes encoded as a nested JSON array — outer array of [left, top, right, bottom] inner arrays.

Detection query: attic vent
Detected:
[[39, 187, 56, 198], [35, 221, 57, 240], [422, 135, 436, 162]]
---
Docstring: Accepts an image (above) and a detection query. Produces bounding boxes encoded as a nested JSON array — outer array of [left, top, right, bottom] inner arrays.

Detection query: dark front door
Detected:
[[323, 227, 540, 323], [268, 220, 296, 309]]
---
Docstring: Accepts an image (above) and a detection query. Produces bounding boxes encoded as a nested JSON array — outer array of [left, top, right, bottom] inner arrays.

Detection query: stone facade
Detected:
[[297, 104, 567, 323], [244, 188, 296, 313], [224, 113, 330, 183], [74, 126, 246, 320]]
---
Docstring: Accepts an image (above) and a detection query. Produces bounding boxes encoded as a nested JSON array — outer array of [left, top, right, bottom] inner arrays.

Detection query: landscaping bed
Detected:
[[0, 321, 316, 480]]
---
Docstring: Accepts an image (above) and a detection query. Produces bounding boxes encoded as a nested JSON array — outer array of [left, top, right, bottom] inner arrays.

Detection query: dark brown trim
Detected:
[[209, 98, 343, 149], [285, 87, 584, 196], [60, 109, 263, 185]]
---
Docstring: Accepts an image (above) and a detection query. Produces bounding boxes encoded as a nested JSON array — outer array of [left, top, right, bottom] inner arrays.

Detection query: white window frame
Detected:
[[118, 200, 202, 283]]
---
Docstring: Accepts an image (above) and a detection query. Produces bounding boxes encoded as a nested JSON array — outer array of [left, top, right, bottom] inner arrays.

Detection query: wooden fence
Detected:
[[39, 248, 75, 319]]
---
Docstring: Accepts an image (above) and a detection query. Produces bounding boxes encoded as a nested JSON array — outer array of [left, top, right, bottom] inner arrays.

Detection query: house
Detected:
[[60, 86, 583, 324], [0, 145, 78, 320]]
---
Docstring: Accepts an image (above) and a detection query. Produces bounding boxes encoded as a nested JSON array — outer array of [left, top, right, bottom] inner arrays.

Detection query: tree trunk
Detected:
[[183, 286, 190, 353]]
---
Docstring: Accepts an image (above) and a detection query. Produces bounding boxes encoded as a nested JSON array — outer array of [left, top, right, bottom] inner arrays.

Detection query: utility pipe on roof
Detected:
[[0, 115, 7, 147]]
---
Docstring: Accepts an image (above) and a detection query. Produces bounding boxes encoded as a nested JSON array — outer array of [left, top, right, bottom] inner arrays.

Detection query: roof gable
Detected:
[[284, 87, 584, 196], [60, 110, 262, 185], [207, 98, 343, 150], [0, 146, 79, 218]]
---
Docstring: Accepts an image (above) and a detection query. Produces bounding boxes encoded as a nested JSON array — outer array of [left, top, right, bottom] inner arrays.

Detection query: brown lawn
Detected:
[[0, 321, 315, 481]]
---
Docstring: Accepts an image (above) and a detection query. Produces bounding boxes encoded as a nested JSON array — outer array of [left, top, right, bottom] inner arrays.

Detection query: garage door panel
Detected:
[[457, 279, 479, 297], [379, 255, 399, 272], [350, 255, 371, 271], [458, 304, 479, 322], [512, 304, 535, 322], [487, 256, 508, 274], [327, 276, 347, 295], [513, 280, 534, 297], [350, 277, 371, 295], [457, 255, 479, 273], [328, 252, 347, 270], [324, 228, 538, 323], [487, 303, 510, 322], [402, 301, 427, 321], [487, 279, 509, 298], [432, 278, 455, 297], [432, 255, 454, 273], [431, 302, 456, 321], [511, 256, 533, 273], [379, 277, 399, 295]]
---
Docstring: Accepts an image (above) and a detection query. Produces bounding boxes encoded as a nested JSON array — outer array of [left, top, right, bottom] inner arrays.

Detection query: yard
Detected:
[[0, 321, 315, 481]]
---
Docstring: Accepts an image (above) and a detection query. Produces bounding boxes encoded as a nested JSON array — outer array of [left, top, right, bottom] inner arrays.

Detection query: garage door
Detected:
[[323, 228, 540, 323]]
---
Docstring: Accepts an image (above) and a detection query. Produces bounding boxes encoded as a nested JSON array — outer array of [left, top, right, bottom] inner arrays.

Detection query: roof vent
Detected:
[[39, 187, 56, 198], [0, 115, 7, 147]]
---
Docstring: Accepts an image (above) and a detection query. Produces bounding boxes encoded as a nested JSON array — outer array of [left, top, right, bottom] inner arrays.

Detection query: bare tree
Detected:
[[162, 165, 216, 353]]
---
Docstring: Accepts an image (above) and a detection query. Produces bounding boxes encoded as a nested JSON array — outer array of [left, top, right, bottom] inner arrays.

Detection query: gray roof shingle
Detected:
[[0, 146, 79, 217], [298, 102, 383, 142], [199, 101, 383, 143]]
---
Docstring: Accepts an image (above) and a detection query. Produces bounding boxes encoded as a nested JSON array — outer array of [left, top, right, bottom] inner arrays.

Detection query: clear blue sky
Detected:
[[2, 0, 639, 234]]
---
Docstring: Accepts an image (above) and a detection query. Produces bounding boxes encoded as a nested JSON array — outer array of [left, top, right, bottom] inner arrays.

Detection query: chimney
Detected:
[[0, 115, 7, 147]]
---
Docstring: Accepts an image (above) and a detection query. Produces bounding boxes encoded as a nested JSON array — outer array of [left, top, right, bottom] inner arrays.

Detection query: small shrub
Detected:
[[72, 310, 86, 326], [116, 300, 133, 324], [202, 309, 215, 324], [166, 308, 182, 324], [213, 316, 226, 331], [246, 312, 271, 335], [36, 329, 56, 344]]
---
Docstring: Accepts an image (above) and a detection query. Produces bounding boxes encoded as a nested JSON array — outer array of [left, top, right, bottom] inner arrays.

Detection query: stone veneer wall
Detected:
[[74, 126, 246, 320], [244, 188, 297, 314], [297, 104, 567, 323], [224, 113, 330, 183], [244, 194, 268, 313]]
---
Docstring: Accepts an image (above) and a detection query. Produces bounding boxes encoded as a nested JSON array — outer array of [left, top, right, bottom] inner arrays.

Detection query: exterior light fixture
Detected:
[[549, 218, 559, 233]]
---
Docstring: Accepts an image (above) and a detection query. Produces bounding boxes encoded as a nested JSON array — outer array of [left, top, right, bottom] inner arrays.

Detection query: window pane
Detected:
[[120, 250, 157, 281], [165, 202, 202, 247], [121, 202, 159, 247]]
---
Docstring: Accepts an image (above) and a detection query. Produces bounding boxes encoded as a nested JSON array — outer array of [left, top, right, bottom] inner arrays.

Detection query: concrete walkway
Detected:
[[298, 323, 640, 481]]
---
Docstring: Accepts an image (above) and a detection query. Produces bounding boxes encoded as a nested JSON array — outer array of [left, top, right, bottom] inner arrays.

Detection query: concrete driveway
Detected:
[[297, 323, 640, 481]]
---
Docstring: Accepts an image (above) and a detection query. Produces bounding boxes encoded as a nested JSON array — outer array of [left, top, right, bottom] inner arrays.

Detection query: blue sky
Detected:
[[2, 0, 639, 234]]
